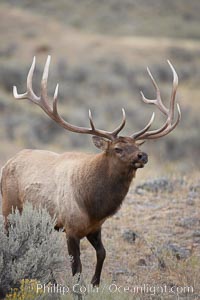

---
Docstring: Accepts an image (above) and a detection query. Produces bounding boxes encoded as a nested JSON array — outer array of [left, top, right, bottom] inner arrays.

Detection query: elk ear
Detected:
[[92, 136, 110, 151]]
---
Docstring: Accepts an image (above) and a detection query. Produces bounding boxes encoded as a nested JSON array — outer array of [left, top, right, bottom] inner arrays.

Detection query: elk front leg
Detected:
[[87, 228, 106, 286], [67, 236, 82, 277]]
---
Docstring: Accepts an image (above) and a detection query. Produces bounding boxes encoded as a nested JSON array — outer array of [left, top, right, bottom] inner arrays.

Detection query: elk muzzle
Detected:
[[133, 152, 148, 168]]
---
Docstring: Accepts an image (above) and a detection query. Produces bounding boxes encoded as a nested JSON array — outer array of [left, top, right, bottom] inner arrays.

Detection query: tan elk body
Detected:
[[2, 145, 137, 238], [1, 56, 180, 286]]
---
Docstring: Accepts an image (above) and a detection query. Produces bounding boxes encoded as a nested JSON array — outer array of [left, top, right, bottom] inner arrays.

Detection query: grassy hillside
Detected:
[[3, 0, 200, 39], [0, 3, 199, 171]]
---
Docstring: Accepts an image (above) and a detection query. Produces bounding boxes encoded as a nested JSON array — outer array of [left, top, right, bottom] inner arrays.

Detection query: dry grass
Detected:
[[77, 173, 200, 299]]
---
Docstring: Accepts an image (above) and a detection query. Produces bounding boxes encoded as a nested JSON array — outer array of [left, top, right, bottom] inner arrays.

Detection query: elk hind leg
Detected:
[[1, 171, 22, 233]]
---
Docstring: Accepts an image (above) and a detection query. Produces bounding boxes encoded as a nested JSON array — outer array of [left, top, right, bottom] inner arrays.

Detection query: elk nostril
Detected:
[[137, 152, 148, 163], [137, 153, 143, 160]]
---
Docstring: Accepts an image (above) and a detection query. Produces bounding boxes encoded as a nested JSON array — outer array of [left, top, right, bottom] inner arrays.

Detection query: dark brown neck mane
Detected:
[[77, 153, 136, 221]]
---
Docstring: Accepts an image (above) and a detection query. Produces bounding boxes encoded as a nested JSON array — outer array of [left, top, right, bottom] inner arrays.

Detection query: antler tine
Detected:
[[27, 56, 36, 97], [41, 55, 51, 106], [141, 67, 168, 115], [167, 60, 178, 122], [146, 103, 181, 139], [88, 109, 95, 130], [139, 68, 159, 105], [111, 108, 126, 137], [13, 55, 127, 141], [52, 83, 59, 115], [132, 112, 155, 139], [132, 61, 180, 141], [13, 56, 39, 103], [87, 109, 126, 140]]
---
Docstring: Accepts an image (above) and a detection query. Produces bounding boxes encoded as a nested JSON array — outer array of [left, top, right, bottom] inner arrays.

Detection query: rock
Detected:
[[137, 258, 147, 266], [189, 184, 200, 195], [177, 217, 200, 229], [113, 269, 128, 275], [122, 229, 137, 243], [112, 269, 135, 281], [186, 184, 200, 206], [193, 231, 200, 243], [186, 198, 195, 206], [134, 187, 146, 195], [193, 230, 200, 237], [164, 243, 191, 260]]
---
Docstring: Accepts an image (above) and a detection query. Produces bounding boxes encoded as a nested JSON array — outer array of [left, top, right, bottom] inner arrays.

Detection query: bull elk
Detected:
[[1, 56, 181, 286]]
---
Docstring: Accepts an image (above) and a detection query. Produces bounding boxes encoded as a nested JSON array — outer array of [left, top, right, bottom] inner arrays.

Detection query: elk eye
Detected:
[[114, 147, 123, 154]]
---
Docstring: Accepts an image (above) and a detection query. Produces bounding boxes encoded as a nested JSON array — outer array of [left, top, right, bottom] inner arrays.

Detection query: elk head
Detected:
[[13, 56, 181, 170]]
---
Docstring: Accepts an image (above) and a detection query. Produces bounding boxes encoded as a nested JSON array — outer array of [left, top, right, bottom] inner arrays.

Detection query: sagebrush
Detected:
[[0, 203, 68, 298]]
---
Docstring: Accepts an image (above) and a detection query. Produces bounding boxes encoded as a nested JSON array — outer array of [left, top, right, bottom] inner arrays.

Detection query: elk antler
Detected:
[[131, 60, 181, 140], [13, 56, 126, 141]]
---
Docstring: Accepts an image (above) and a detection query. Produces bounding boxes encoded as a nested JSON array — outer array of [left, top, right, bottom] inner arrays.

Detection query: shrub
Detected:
[[5, 279, 44, 300], [0, 203, 67, 298]]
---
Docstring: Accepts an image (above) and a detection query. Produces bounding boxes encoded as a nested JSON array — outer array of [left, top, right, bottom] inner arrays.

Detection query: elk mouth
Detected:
[[134, 162, 145, 168], [131, 154, 148, 169]]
